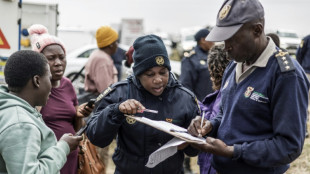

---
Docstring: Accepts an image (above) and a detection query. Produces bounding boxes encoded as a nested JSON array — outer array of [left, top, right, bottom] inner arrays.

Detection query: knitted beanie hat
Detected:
[[132, 34, 170, 76], [28, 24, 66, 54], [96, 26, 118, 48]]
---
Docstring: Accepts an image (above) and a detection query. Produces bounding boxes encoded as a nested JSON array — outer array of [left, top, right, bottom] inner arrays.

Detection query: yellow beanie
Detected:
[[96, 26, 118, 48]]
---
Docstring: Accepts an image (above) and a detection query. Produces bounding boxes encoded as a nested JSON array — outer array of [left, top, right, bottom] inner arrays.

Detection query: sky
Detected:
[[25, 0, 310, 37], [48, 0, 310, 37]]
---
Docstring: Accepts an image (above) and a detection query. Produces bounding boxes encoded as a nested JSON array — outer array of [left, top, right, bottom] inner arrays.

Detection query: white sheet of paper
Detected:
[[146, 137, 186, 168], [126, 115, 206, 144]]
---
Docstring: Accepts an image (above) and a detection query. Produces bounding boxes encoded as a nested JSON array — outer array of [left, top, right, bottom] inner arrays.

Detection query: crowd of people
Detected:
[[1, 0, 310, 174]]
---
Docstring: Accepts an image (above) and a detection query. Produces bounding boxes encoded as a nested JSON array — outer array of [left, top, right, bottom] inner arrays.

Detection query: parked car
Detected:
[[65, 44, 181, 94], [276, 29, 301, 56]]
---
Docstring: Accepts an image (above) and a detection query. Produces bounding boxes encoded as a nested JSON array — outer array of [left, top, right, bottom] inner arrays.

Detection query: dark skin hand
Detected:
[[77, 103, 94, 118], [119, 99, 187, 150], [119, 99, 145, 115], [187, 116, 234, 158], [188, 116, 213, 137], [60, 133, 83, 152]]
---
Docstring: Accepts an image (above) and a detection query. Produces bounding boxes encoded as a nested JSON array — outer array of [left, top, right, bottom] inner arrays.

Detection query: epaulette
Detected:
[[275, 49, 295, 72], [95, 80, 128, 102], [184, 50, 196, 58], [178, 86, 201, 115]]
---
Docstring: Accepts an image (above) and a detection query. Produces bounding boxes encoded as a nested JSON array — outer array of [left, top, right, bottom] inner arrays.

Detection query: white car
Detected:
[[276, 29, 301, 56], [65, 44, 181, 94]]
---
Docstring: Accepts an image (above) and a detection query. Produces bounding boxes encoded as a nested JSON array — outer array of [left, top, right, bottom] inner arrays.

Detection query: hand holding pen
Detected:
[[119, 99, 158, 115], [137, 108, 158, 114], [119, 99, 145, 115], [198, 111, 205, 137]]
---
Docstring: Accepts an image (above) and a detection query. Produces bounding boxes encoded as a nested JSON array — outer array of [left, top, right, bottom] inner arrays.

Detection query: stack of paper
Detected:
[[124, 115, 206, 168]]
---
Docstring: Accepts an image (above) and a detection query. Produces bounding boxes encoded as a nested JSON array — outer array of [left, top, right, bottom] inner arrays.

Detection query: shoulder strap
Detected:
[[95, 80, 128, 103], [275, 49, 295, 72], [178, 86, 201, 115], [184, 50, 196, 58]]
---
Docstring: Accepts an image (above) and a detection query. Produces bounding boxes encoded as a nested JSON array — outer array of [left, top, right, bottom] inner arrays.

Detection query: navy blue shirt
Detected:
[[210, 42, 309, 174], [112, 47, 126, 81], [296, 35, 310, 73], [180, 46, 213, 101], [86, 74, 199, 174]]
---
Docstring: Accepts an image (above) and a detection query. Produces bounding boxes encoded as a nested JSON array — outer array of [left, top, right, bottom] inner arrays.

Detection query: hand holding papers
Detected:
[[124, 115, 206, 144], [124, 115, 206, 168]]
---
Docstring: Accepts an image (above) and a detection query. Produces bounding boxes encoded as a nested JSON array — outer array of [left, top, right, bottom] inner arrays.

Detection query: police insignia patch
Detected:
[[244, 86, 254, 98], [126, 117, 136, 124], [300, 40, 304, 48], [166, 118, 173, 123], [155, 56, 164, 65], [219, 5, 231, 20]]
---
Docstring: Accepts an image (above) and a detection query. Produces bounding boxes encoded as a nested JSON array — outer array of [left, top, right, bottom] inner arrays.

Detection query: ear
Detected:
[[253, 23, 263, 37], [32, 75, 40, 88]]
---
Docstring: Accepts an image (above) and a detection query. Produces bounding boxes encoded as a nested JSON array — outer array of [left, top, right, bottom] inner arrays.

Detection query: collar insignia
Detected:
[[166, 118, 173, 123]]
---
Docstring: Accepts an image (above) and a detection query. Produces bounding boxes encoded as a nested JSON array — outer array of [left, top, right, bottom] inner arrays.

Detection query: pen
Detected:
[[198, 111, 205, 137], [137, 109, 158, 114], [170, 129, 188, 133]]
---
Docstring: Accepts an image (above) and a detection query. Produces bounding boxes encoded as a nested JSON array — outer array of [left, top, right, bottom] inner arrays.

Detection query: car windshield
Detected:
[[78, 48, 96, 58], [277, 32, 298, 38], [185, 35, 194, 41]]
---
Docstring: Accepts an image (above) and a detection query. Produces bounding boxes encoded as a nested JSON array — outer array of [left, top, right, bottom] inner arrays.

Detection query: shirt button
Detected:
[[159, 97, 162, 101], [158, 143, 162, 146]]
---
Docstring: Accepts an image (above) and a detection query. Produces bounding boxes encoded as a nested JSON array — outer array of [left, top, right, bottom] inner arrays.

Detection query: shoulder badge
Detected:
[[95, 80, 128, 102], [179, 86, 201, 115], [275, 49, 295, 72], [300, 40, 304, 48], [184, 50, 196, 58], [200, 60, 206, 65]]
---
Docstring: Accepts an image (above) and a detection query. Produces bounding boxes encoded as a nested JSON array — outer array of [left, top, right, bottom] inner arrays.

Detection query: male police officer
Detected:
[[180, 29, 214, 101], [188, 0, 309, 173], [296, 34, 310, 137]]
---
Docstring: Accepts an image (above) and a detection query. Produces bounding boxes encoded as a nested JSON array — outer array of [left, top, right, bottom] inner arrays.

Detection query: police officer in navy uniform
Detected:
[[188, 0, 309, 174], [296, 34, 310, 137], [86, 34, 200, 174], [179, 29, 214, 101]]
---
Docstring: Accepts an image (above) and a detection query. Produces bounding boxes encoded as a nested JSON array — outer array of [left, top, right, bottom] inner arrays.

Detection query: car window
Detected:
[[78, 48, 96, 58], [277, 31, 298, 38], [185, 35, 194, 41]]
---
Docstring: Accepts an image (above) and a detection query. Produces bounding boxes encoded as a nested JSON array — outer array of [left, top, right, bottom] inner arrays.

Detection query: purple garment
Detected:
[[41, 77, 79, 174], [198, 90, 221, 174]]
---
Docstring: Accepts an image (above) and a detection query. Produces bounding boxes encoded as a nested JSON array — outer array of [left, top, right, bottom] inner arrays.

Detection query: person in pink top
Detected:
[[84, 25, 118, 94], [28, 24, 94, 174]]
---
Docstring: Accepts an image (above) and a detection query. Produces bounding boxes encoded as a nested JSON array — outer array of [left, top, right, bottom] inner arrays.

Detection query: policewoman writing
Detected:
[[86, 34, 199, 174]]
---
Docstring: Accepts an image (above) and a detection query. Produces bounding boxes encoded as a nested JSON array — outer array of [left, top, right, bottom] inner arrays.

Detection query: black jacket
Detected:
[[86, 73, 199, 174], [180, 46, 213, 101]]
